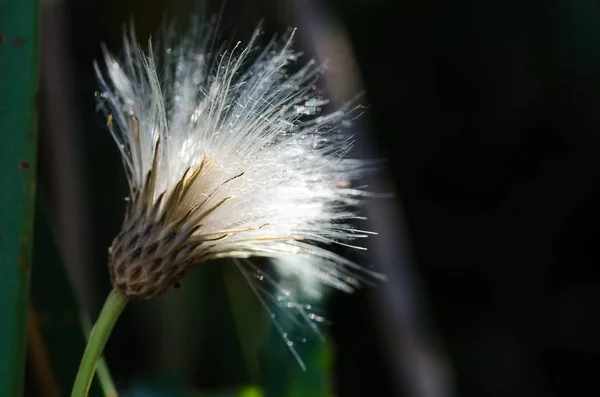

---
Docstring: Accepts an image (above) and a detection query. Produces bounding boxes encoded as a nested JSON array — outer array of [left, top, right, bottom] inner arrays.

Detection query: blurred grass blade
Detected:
[[264, 333, 334, 397], [0, 0, 39, 395], [263, 292, 334, 397], [286, 341, 333, 397], [223, 263, 269, 383], [29, 197, 117, 396]]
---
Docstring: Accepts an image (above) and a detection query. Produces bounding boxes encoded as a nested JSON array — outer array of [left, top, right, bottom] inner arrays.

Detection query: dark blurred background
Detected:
[[32, 0, 600, 396]]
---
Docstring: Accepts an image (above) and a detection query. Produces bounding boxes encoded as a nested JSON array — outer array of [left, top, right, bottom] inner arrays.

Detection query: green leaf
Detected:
[[0, 0, 39, 395]]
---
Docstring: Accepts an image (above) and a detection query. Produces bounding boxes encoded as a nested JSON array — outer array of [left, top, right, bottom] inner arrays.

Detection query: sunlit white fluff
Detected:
[[95, 21, 382, 363]]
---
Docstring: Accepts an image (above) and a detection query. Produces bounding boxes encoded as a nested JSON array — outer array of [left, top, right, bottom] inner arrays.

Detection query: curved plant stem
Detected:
[[80, 315, 119, 397], [71, 289, 128, 397]]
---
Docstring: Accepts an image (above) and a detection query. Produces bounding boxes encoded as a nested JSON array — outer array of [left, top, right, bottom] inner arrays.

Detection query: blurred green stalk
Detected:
[[0, 0, 39, 395]]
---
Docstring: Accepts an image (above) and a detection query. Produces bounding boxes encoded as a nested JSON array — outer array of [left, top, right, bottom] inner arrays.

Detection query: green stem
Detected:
[[95, 350, 119, 397], [71, 289, 128, 397], [80, 314, 119, 397]]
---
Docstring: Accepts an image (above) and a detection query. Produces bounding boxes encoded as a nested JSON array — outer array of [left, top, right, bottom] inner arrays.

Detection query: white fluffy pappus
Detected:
[[95, 20, 384, 367]]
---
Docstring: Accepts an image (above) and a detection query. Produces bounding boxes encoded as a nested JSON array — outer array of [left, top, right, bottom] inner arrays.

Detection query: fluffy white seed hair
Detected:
[[95, 19, 383, 354]]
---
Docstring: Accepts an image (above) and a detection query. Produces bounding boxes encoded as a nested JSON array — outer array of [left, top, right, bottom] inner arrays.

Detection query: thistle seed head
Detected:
[[97, 20, 384, 301]]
